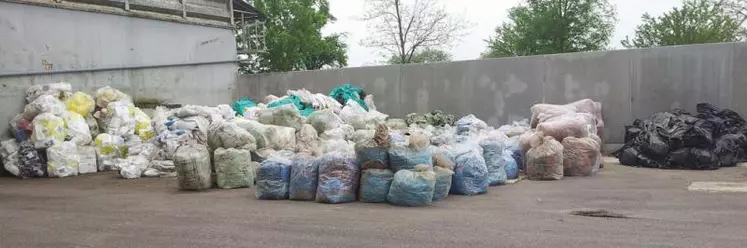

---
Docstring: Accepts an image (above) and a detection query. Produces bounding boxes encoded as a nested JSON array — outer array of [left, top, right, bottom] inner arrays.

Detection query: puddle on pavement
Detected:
[[569, 209, 631, 219]]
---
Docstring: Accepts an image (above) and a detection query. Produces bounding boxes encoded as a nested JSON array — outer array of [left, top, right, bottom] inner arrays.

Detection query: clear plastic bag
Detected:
[[26, 82, 72, 103], [359, 169, 394, 203], [561, 136, 601, 177], [258, 104, 304, 130], [315, 152, 359, 204], [47, 141, 79, 178], [307, 109, 343, 133], [174, 144, 212, 190], [502, 150, 520, 179], [102, 101, 137, 136], [214, 148, 253, 189], [536, 112, 596, 142], [288, 154, 319, 201], [208, 120, 257, 150], [450, 145, 489, 195], [432, 166, 454, 202], [480, 139, 508, 186], [63, 111, 92, 146], [387, 165, 437, 207], [526, 136, 564, 180], [295, 124, 321, 155], [117, 155, 150, 179], [77, 146, 97, 174], [19, 140, 46, 178], [456, 114, 488, 135], [388, 146, 432, 172], [256, 155, 293, 200], [31, 113, 67, 149], [95, 86, 131, 108], [23, 94, 66, 120]]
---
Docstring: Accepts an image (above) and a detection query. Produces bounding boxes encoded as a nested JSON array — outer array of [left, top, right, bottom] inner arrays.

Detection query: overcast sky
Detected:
[[321, 0, 683, 67]]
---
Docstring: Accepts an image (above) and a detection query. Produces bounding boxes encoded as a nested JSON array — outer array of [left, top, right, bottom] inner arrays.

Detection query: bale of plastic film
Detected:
[[502, 150, 520, 179], [214, 148, 254, 189], [480, 138, 508, 186], [355, 125, 391, 170], [315, 152, 359, 204], [387, 164, 437, 207], [432, 166, 454, 202], [526, 136, 564, 180], [288, 154, 319, 201], [174, 144, 212, 191], [359, 169, 394, 203], [256, 155, 293, 200], [450, 145, 489, 195]]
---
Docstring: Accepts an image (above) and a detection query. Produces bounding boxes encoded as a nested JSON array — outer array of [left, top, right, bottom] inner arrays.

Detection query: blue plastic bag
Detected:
[[316, 153, 359, 204], [359, 169, 394, 203], [432, 167, 454, 202], [256, 156, 292, 200], [289, 155, 319, 201], [450, 148, 489, 195], [387, 165, 437, 207], [388, 146, 432, 172], [481, 139, 508, 186], [502, 150, 520, 179]]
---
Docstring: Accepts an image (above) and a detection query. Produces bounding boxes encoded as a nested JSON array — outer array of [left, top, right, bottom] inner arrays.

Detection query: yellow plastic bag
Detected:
[[134, 108, 155, 141], [31, 113, 67, 149], [65, 92, 95, 116]]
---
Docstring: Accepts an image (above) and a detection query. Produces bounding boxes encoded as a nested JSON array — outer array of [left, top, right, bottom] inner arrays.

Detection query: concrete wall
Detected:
[[0, 2, 238, 137], [237, 42, 747, 144]]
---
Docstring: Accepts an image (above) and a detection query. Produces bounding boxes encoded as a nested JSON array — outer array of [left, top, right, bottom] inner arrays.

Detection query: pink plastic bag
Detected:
[[561, 136, 601, 177]]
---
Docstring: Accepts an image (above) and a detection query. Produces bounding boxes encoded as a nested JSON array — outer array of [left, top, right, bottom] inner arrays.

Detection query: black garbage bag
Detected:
[[617, 102, 747, 170]]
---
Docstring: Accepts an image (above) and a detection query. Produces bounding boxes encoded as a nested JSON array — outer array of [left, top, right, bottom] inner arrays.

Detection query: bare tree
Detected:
[[362, 0, 468, 64]]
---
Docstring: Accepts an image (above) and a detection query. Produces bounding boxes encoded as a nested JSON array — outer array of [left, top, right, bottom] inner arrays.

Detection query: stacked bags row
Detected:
[[518, 99, 605, 180], [248, 104, 527, 206]]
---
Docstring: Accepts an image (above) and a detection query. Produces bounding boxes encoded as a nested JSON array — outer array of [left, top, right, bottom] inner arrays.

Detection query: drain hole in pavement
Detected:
[[570, 209, 630, 219]]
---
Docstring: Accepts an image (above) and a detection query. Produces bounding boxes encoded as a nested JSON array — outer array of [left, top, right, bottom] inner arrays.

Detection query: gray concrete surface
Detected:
[[1, 160, 746, 248], [0, 2, 238, 137], [238, 42, 747, 144]]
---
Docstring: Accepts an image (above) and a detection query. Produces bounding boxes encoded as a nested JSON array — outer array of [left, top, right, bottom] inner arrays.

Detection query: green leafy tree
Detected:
[[483, 0, 617, 58], [387, 48, 452, 64], [238, 0, 348, 74], [621, 0, 747, 48]]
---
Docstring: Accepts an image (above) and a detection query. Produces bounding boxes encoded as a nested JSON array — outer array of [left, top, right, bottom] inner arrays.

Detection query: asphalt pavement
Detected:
[[1, 158, 746, 248]]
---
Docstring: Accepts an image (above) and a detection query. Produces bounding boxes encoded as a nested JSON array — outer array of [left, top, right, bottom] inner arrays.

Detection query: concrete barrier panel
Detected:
[[632, 43, 733, 119]]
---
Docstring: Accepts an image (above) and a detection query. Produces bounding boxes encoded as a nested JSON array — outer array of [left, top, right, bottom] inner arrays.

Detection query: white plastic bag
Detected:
[[63, 111, 92, 146], [26, 82, 72, 103], [3, 152, 20, 177], [31, 113, 67, 149], [47, 141, 79, 178], [77, 146, 97, 174], [95, 86, 131, 108], [94, 133, 125, 171], [117, 155, 150, 179], [208, 120, 257, 150], [23, 95, 66, 119]]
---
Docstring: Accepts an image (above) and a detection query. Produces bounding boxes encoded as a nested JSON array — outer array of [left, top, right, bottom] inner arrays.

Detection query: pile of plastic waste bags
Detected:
[[518, 99, 605, 180], [1, 83, 237, 180], [236, 85, 540, 207], [616, 103, 747, 170]]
